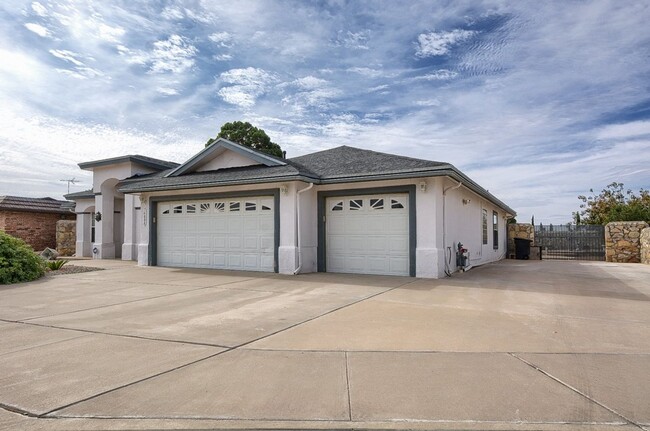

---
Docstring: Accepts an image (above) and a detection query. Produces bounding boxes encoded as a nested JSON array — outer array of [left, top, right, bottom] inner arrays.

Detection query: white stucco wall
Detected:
[[129, 176, 511, 278]]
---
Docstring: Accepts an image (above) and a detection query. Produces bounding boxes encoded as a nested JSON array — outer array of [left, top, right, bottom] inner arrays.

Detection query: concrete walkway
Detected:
[[0, 259, 648, 430]]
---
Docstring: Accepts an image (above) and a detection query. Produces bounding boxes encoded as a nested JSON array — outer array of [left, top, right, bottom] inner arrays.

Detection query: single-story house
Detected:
[[65, 139, 515, 278], [0, 195, 75, 251]]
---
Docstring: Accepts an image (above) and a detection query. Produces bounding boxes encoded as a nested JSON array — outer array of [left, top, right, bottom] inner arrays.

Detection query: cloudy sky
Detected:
[[1, 0, 649, 223]]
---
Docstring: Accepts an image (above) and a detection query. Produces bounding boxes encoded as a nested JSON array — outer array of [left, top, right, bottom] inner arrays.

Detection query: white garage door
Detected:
[[326, 194, 409, 276], [157, 197, 275, 272]]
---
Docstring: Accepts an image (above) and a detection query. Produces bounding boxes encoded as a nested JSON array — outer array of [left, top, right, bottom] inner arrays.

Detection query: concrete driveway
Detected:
[[0, 259, 649, 430]]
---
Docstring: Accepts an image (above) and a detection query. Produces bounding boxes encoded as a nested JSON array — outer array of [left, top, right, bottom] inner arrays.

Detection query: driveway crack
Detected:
[[509, 352, 645, 430]]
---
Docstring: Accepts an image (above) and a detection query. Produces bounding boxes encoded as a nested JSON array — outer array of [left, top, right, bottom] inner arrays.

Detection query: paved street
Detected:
[[1, 259, 648, 430]]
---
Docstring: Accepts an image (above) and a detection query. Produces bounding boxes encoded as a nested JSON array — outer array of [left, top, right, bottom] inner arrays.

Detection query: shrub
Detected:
[[46, 259, 68, 271], [0, 230, 46, 284]]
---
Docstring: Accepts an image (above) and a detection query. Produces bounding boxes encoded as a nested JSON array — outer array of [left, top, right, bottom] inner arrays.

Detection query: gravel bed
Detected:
[[46, 265, 105, 276]]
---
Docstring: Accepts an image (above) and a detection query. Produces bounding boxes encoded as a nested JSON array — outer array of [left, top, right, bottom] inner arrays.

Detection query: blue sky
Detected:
[[0, 0, 649, 223]]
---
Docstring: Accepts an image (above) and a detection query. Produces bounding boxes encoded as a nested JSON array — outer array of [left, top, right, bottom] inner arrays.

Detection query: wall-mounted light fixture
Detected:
[[280, 184, 289, 195], [419, 181, 427, 192], [462, 199, 471, 205], [94, 211, 102, 222]]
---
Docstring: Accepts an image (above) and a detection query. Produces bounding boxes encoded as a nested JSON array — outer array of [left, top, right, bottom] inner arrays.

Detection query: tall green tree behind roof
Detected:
[[206, 121, 283, 158]]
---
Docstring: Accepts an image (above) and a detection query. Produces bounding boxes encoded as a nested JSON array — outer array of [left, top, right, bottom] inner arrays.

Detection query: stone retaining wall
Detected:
[[641, 227, 650, 265], [605, 221, 648, 263], [507, 223, 534, 257], [56, 220, 76, 256]]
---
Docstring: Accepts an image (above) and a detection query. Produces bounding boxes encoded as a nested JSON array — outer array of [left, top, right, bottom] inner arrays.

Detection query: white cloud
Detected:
[[156, 87, 179, 96], [217, 68, 276, 108], [336, 30, 370, 50], [31, 2, 48, 17], [24, 22, 51, 38], [213, 54, 233, 61], [208, 32, 233, 48], [413, 69, 458, 80], [415, 29, 476, 57], [148, 35, 198, 74], [97, 23, 125, 43], [346, 67, 384, 78], [292, 76, 328, 90], [595, 120, 650, 141], [161, 6, 184, 20], [49, 49, 85, 66]]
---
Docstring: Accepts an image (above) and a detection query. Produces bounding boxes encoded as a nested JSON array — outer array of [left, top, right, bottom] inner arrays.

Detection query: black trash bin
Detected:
[[514, 238, 532, 260]]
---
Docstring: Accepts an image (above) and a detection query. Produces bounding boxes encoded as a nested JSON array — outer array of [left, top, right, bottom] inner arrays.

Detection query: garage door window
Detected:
[[370, 198, 384, 209], [229, 201, 240, 212]]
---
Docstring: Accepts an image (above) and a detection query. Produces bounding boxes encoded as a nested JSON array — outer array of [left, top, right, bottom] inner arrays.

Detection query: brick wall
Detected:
[[0, 210, 75, 252]]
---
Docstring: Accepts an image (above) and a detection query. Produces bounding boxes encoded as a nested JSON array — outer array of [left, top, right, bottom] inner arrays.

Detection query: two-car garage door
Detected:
[[156, 196, 275, 272]]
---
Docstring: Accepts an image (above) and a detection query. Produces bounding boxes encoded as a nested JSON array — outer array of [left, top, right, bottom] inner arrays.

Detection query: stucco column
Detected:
[[121, 194, 136, 260], [94, 193, 115, 259], [416, 178, 445, 278], [278, 182, 298, 274], [137, 196, 150, 266], [75, 212, 92, 257]]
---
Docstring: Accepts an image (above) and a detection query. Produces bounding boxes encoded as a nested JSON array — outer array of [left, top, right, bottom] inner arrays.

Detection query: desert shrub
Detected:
[[46, 259, 68, 271], [0, 230, 45, 284]]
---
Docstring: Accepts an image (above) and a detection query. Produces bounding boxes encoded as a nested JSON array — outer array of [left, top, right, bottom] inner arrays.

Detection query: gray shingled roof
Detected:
[[78, 155, 179, 171], [0, 196, 73, 214], [64, 189, 94, 200], [115, 145, 514, 214]]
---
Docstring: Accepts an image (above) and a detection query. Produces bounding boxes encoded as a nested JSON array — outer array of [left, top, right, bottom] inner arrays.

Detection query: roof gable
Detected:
[[166, 138, 286, 178]]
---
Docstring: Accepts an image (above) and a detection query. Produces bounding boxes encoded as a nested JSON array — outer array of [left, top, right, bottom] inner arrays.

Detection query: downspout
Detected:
[[443, 180, 462, 276], [293, 182, 314, 275]]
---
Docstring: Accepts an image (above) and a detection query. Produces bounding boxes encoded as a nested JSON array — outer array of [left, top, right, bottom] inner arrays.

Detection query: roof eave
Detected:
[[78, 156, 177, 172]]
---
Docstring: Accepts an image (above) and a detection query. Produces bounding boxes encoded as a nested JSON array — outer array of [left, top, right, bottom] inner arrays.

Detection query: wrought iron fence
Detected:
[[534, 224, 605, 261]]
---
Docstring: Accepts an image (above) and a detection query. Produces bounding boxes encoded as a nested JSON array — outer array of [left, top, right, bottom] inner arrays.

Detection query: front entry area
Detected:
[[325, 193, 410, 276], [156, 196, 275, 272]]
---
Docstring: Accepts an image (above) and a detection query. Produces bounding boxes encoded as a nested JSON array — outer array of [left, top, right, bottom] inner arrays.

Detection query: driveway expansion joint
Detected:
[[509, 352, 646, 430]]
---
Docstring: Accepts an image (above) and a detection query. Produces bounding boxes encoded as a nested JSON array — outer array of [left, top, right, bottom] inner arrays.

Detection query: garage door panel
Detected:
[[326, 193, 409, 276], [157, 196, 275, 272]]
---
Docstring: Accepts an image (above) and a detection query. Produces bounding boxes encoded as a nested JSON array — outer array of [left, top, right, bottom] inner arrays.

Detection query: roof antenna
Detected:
[[59, 178, 79, 195]]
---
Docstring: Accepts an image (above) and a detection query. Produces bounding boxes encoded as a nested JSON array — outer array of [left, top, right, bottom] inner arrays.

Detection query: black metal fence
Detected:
[[534, 224, 605, 261]]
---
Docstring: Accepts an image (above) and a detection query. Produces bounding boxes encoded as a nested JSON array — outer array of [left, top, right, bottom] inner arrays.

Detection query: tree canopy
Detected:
[[575, 182, 650, 225], [206, 121, 283, 158]]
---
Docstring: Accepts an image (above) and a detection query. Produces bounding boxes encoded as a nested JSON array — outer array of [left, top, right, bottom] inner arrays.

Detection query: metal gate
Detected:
[[534, 224, 605, 261]]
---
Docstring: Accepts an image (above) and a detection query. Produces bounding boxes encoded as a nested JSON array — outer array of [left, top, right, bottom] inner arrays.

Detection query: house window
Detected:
[[161, 204, 170, 215], [173, 205, 183, 214], [200, 203, 210, 213], [370, 198, 384, 210], [186, 204, 196, 214], [482, 209, 488, 244], [261, 205, 272, 211], [349, 199, 363, 210], [91, 213, 95, 243], [391, 198, 404, 209], [493, 211, 499, 249], [215, 202, 225, 212], [245, 202, 256, 211], [229, 201, 240, 212], [331, 201, 343, 211]]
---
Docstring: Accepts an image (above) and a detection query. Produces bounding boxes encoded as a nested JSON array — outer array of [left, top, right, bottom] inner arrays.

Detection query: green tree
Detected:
[[577, 182, 650, 225], [206, 121, 284, 158]]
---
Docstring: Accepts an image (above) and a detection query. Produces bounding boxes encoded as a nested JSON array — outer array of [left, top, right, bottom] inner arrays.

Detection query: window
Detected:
[[91, 212, 95, 243], [370, 198, 384, 210], [261, 205, 272, 211], [245, 202, 256, 211], [161, 204, 170, 215], [482, 209, 488, 244], [186, 204, 196, 214], [391, 199, 404, 209], [493, 211, 499, 249], [349, 199, 363, 210], [173, 205, 183, 214], [215, 202, 225, 212], [229, 201, 240, 212], [200, 203, 210, 213], [331, 201, 343, 211]]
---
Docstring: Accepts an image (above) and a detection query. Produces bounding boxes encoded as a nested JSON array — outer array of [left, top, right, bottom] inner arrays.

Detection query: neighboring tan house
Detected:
[[0, 196, 75, 251], [65, 139, 516, 278]]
